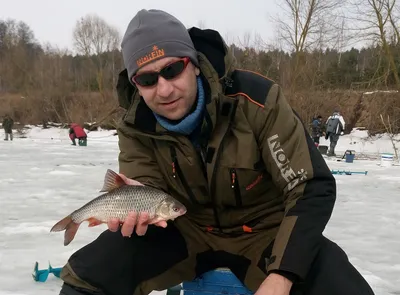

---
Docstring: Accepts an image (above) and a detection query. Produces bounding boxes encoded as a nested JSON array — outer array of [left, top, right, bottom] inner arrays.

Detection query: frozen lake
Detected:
[[0, 127, 399, 295]]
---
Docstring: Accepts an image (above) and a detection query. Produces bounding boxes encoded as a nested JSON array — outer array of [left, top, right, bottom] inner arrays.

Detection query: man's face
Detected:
[[132, 57, 200, 121]]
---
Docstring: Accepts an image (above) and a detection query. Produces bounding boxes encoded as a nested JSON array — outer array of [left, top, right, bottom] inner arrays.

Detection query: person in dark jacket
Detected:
[[310, 115, 324, 147], [57, 9, 375, 295], [69, 123, 87, 146], [3, 114, 14, 141]]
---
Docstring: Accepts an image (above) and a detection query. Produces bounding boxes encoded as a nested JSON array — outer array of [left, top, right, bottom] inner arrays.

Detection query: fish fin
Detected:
[[100, 169, 144, 192], [87, 217, 103, 227], [148, 216, 169, 224], [50, 215, 80, 246], [64, 222, 79, 246], [100, 169, 126, 192], [50, 215, 73, 232]]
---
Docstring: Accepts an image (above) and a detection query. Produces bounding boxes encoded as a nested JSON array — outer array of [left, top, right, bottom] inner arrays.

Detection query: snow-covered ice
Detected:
[[0, 126, 399, 295]]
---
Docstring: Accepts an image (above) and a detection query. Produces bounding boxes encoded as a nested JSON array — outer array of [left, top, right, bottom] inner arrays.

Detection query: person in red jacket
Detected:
[[69, 123, 87, 146]]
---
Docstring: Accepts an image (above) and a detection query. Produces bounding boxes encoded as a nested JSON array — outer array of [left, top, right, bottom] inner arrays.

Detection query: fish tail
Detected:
[[50, 215, 80, 246]]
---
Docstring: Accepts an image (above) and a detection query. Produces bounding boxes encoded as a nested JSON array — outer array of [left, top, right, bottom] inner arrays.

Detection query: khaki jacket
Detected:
[[115, 27, 336, 281]]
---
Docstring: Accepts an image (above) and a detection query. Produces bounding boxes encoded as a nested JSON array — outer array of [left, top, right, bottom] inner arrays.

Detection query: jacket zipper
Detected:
[[230, 168, 242, 206], [209, 98, 239, 232], [169, 146, 198, 204]]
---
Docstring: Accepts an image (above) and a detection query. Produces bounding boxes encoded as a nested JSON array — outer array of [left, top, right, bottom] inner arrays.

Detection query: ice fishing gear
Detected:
[[166, 268, 253, 295], [331, 169, 368, 175], [32, 261, 62, 282]]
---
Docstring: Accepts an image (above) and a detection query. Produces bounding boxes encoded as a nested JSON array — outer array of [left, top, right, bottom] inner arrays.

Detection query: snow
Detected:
[[318, 128, 399, 158], [363, 90, 399, 95], [0, 126, 399, 295]]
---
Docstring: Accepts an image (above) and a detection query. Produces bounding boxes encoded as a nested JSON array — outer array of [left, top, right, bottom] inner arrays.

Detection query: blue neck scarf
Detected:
[[153, 76, 205, 136]]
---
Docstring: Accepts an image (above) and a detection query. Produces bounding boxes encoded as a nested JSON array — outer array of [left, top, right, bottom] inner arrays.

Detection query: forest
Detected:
[[1, 0, 399, 135]]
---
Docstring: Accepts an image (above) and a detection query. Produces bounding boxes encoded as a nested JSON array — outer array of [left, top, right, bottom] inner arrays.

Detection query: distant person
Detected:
[[325, 110, 345, 156], [69, 123, 87, 146], [2, 114, 14, 141], [311, 115, 324, 147]]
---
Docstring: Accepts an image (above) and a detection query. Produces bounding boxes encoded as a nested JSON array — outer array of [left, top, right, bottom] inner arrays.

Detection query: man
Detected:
[[69, 123, 87, 146], [310, 115, 324, 147], [58, 9, 374, 295], [325, 110, 345, 157], [2, 114, 14, 141]]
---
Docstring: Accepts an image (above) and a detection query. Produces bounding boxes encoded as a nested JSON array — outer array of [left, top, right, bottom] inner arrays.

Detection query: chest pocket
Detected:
[[228, 160, 278, 207], [217, 129, 279, 207]]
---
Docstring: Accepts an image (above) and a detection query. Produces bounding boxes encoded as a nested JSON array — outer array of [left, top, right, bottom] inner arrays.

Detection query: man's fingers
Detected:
[[135, 212, 150, 236], [107, 218, 120, 232], [155, 221, 168, 228], [108, 212, 166, 237], [121, 212, 138, 237]]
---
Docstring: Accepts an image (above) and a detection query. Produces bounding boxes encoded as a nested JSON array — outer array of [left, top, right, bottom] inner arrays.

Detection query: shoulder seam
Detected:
[[226, 92, 265, 108], [225, 69, 275, 108]]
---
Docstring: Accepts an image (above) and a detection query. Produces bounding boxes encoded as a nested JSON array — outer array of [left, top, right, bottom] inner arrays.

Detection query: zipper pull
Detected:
[[172, 161, 176, 178], [231, 169, 236, 188], [170, 146, 177, 179]]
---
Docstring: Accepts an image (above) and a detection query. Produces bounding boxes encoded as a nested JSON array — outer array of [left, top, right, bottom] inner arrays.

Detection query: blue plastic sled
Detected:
[[32, 261, 63, 282], [166, 268, 254, 295]]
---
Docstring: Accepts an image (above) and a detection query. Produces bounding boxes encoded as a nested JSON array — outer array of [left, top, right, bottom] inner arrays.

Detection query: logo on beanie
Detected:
[[136, 45, 165, 67]]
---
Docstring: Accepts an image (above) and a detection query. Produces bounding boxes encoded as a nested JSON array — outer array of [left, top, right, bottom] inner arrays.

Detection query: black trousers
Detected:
[[59, 224, 375, 295]]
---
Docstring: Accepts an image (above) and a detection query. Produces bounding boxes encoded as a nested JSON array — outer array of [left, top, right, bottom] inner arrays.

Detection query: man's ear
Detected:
[[195, 67, 200, 76]]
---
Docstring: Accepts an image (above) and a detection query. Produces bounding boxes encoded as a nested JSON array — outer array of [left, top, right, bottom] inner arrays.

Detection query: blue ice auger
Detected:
[[32, 261, 63, 282]]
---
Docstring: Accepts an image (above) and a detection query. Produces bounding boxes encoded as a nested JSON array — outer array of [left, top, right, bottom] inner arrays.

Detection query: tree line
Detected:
[[0, 0, 399, 134]]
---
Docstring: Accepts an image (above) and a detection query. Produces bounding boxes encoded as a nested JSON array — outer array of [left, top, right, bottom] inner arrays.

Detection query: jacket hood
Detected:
[[187, 27, 236, 81], [116, 27, 236, 116]]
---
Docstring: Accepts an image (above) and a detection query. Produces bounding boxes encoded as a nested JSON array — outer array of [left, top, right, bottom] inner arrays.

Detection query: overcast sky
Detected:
[[0, 0, 280, 51]]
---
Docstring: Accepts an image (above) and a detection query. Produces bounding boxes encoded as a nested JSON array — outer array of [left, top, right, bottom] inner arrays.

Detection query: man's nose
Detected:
[[156, 76, 174, 98]]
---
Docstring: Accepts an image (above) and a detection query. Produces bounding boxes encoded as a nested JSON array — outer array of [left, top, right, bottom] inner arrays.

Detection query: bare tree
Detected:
[[0, 19, 40, 93], [336, 18, 347, 66], [271, 0, 343, 89], [273, 0, 342, 53], [380, 114, 399, 161], [386, 1, 400, 45], [237, 31, 253, 49], [73, 14, 120, 56], [236, 32, 261, 70], [72, 14, 121, 95], [347, 0, 400, 88]]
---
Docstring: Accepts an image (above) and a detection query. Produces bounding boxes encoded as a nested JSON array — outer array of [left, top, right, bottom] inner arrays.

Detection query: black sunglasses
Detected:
[[132, 57, 190, 87]]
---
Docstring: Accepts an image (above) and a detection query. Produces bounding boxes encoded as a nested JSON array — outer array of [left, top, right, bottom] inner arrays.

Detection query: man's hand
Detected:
[[107, 212, 167, 236], [254, 273, 293, 295], [107, 173, 168, 236]]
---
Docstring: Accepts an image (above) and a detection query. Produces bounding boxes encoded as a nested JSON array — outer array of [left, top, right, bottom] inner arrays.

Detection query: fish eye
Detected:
[[173, 207, 179, 212]]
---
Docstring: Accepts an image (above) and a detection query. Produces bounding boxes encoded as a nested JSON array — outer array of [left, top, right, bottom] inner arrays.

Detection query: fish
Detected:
[[50, 169, 187, 246]]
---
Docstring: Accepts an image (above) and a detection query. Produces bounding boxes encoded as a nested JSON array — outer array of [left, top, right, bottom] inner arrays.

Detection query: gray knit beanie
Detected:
[[121, 9, 199, 81]]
